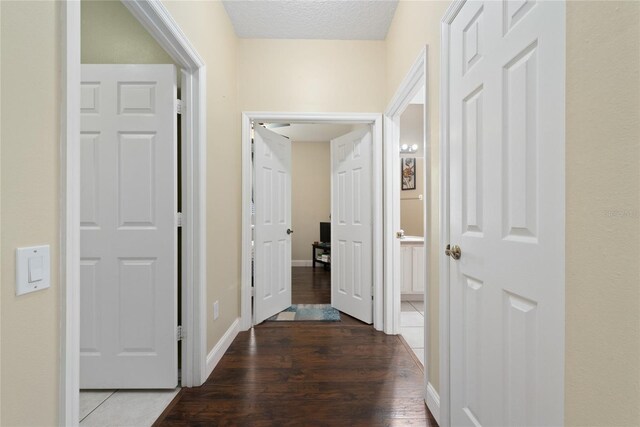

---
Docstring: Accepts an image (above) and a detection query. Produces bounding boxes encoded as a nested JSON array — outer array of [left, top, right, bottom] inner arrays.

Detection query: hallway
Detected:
[[153, 319, 435, 425]]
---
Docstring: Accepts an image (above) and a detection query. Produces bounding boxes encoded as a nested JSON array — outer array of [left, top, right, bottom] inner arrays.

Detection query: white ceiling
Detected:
[[222, 1, 399, 40], [266, 123, 354, 141]]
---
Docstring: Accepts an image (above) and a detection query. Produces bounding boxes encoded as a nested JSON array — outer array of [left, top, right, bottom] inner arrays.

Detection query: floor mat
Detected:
[[266, 304, 340, 321]]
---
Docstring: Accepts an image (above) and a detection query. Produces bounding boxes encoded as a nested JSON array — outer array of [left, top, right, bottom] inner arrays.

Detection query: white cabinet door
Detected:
[[448, 1, 565, 425], [253, 125, 293, 324], [411, 245, 425, 294], [400, 246, 413, 293], [80, 65, 178, 389], [331, 128, 373, 324]]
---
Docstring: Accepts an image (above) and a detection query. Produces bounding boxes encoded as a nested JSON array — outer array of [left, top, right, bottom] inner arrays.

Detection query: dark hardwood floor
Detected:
[[154, 267, 435, 426], [292, 266, 331, 304]]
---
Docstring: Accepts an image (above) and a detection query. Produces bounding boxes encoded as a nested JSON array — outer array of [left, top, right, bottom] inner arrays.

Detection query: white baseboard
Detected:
[[292, 260, 313, 267], [205, 317, 241, 379], [426, 381, 440, 424]]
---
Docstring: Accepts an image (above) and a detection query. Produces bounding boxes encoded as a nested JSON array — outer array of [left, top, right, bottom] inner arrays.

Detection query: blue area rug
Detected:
[[267, 304, 341, 322]]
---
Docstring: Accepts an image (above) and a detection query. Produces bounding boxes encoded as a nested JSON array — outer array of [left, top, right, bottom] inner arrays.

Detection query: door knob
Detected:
[[445, 244, 461, 260], [286, 228, 294, 235]]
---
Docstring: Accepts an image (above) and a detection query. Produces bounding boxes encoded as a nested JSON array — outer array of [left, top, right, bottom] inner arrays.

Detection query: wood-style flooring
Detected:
[[292, 266, 331, 304], [154, 267, 435, 426]]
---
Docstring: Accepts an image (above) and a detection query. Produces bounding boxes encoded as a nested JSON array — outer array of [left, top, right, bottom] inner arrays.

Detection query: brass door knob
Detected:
[[445, 244, 461, 260]]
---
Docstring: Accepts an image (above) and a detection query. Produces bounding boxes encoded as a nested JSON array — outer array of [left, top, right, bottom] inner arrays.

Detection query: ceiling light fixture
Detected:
[[399, 143, 419, 154]]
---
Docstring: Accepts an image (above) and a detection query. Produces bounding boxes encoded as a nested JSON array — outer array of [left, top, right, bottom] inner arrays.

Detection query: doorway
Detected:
[[271, 124, 351, 307], [60, 1, 207, 424], [241, 113, 383, 331], [383, 47, 435, 418]]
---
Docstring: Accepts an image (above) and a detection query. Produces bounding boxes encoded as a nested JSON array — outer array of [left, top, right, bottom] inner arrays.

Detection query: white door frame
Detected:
[[383, 47, 428, 337], [383, 47, 437, 420], [439, 4, 465, 425], [241, 112, 384, 331], [60, 1, 207, 425]]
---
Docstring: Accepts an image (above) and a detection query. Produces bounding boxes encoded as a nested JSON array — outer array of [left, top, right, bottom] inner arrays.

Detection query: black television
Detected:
[[320, 222, 331, 244]]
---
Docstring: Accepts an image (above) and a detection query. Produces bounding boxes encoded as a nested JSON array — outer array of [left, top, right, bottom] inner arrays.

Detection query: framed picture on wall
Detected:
[[401, 157, 416, 190]]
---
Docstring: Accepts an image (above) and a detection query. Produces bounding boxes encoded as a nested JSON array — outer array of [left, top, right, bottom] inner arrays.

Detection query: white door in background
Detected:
[[448, 1, 564, 426], [80, 65, 178, 388], [331, 128, 373, 324], [253, 125, 293, 324]]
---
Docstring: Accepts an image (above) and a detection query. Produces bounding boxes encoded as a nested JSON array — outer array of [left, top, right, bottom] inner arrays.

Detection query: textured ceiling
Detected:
[[222, 1, 399, 40]]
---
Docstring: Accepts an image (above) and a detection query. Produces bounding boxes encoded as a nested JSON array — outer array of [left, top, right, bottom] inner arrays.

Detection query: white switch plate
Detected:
[[16, 245, 50, 296]]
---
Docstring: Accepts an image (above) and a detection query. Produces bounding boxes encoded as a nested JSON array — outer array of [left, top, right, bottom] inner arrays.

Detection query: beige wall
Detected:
[[291, 142, 331, 261], [161, 0, 240, 352], [400, 104, 425, 157], [386, 0, 451, 392], [565, 2, 640, 425], [401, 158, 424, 237], [400, 104, 425, 237], [0, 1, 61, 425], [82, 0, 175, 64], [239, 39, 386, 112]]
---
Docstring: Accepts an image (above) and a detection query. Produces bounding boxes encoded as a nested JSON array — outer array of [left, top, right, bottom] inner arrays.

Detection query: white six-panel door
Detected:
[[253, 125, 293, 324], [448, 1, 564, 425], [331, 128, 373, 324], [80, 65, 178, 388]]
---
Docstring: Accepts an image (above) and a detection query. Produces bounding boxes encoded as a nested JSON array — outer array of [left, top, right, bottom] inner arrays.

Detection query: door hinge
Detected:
[[176, 212, 183, 227], [177, 325, 185, 341], [176, 99, 183, 115]]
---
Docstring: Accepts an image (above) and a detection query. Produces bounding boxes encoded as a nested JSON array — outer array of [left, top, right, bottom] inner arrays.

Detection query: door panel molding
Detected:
[[61, 1, 207, 424], [440, 1, 565, 426], [241, 112, 383, 331]]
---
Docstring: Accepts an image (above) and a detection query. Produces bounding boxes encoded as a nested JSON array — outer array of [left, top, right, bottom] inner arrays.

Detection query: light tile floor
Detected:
[[400, 301, 425, 366], [80, 388, 180, 427]]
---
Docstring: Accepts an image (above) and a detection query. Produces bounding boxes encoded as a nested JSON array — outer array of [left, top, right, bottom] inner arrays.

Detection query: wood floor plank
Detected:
[[155, 268, 436, 426]]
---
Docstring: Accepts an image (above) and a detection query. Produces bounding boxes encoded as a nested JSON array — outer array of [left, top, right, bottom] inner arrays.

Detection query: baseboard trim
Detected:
[[426, 381, 440, 424], [292, 260, 313, 267], [205, 317, 241, 380]]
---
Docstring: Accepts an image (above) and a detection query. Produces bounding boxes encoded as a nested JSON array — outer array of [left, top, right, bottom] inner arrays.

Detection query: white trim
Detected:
[[292, 260, 314, 267], [383, 48, 431, 404], [439, 4, 465, 426], [426, 382, 440, 425], [242, 112, 384, 331], [59, 1, 81, 425], [205, 318, 241, 379], [383, 46, 428, 336], [62, 1, 208, 424]]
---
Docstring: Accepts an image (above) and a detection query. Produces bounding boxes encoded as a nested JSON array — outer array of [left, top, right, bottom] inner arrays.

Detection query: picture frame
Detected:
[[401, 157, 416, 190]]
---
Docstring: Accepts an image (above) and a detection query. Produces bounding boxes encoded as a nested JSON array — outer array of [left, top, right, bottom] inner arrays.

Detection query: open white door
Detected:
[[331, 128, 373, 324], [80, 65, 178, 388], [253, 125, 293, 324], [447, 1, 564, 425]]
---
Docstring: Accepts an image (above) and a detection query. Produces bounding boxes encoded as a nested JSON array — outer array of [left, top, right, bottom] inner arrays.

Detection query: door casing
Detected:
[[60, 1, 207, 425], [241, 112, 383, 331], [383, 46, 434, 419]]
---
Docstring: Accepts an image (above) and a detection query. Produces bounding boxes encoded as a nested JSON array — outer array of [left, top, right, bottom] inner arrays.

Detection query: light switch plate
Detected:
[[16, 245, 50, 296]]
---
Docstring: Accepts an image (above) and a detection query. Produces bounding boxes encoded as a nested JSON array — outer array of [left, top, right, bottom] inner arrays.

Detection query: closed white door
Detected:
[[331, 128, 373, 324], [80, 65, 178, 388], [253, 125, 293, 324], [448, 1, 564, 425]]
